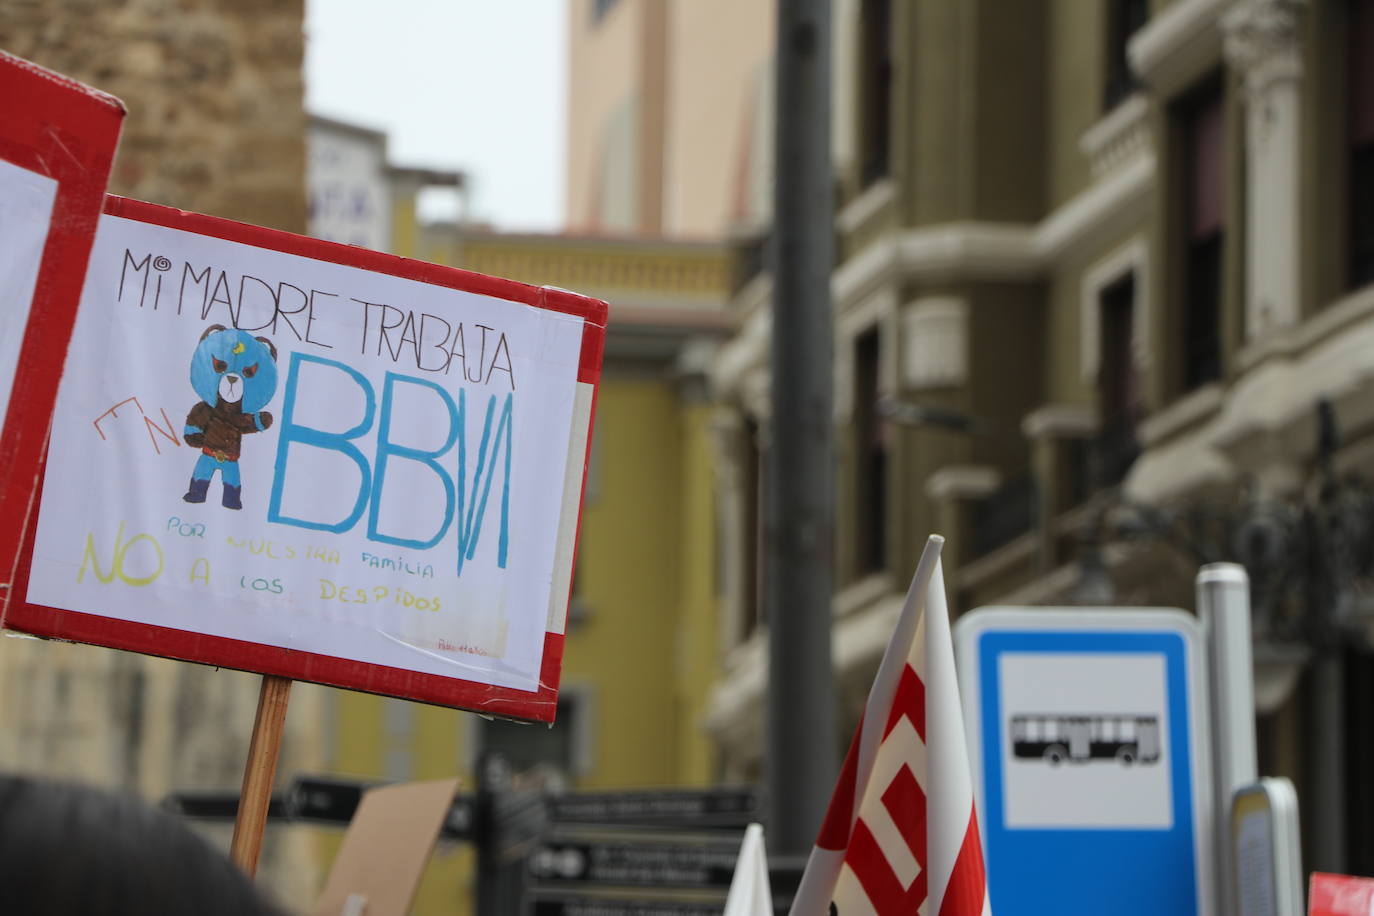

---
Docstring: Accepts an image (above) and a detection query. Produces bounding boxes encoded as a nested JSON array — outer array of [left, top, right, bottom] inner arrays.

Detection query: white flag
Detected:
[[789, 535, 990, 916], [724, 822, 774, 916]]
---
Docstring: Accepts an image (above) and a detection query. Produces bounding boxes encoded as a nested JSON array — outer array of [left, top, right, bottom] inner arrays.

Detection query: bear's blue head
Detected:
[[189, 326, 278, 413]]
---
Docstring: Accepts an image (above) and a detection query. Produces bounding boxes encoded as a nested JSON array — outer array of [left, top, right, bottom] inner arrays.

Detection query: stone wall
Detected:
[[0, 0, 308, 232], [0, 2, 321, 909]]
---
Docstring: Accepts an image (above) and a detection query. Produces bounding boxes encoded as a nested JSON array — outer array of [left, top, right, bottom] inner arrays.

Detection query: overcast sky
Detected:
[[304, 0, 568, 232]]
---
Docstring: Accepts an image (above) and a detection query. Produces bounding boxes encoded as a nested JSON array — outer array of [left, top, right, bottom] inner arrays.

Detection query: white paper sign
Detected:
[[0, 157, 59, 433], [28, 214, 587, 693], [999, 652, 1173, 829]]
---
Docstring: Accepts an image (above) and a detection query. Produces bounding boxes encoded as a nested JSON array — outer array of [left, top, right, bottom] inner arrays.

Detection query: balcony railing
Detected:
[[971, 474, 1037, 558]]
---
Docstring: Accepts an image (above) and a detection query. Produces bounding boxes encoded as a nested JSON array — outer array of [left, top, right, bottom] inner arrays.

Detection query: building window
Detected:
[[1179, 79, 1225, 392], [567, 551, 590, 626], [970, 475, 1036, 558], [1346, 648, 1374, 874], [859, 0, 894, 186], [1255, 711, 1279, 785], [1097, 274, 1142, 487], [594, 98, 640, 234], [1349, 0, 1374, 288], [383, 699, 414, 782], [1104, 0, 1148, 111], [854, 328, 887, 575], [592, 0, 619, 26], [739, 419, 765, 642]]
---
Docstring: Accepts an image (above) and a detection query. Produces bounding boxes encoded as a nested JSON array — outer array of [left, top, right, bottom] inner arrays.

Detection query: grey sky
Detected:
[[304, 0, 568, 232]]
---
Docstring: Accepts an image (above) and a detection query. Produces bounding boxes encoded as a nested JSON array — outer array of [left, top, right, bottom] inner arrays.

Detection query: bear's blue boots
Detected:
[[222, 485, 242, 510], [184, 478, 210, 503]]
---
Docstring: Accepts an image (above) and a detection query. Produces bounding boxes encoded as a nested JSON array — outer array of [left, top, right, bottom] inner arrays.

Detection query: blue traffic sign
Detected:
[[954, 608, 1214, 916]]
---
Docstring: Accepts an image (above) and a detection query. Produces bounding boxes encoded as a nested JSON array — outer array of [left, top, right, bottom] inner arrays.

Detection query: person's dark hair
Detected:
[[0, 774, 289, 915]]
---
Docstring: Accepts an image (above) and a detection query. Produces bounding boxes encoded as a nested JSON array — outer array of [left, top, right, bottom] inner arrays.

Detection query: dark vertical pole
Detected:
[[474, 752, 506, 916], [1306, 650, 1346, 873], [768, 0, 837, 855], [1306, 401, 1348, 874]]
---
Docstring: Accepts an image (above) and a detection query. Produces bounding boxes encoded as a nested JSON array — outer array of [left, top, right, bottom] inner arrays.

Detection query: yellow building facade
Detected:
[[320, 211, 735, 916], [318, 3, 775, 910]]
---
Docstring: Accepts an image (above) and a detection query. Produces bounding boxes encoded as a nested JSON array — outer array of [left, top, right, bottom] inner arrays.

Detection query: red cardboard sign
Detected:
[[1310, 872, 1374, 916], [7, 196, 605, 723], [0, 52, 124, 612]]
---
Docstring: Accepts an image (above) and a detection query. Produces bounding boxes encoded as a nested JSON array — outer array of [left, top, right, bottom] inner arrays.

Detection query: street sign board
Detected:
[[528, 833, 743, 889], [8, 196, 606, 722], [163, 789, 291, 821], [292, 776, 478, 841], [524, 849, 803, 916], [0, 52, 123, 619], [954, 607, 1214, 916], [523, 814, 798, 916], [165, 775, 479, 842], [524, 893, 725, 916], [1233, 777, 1303, 916], [548, 788, 759, 829]]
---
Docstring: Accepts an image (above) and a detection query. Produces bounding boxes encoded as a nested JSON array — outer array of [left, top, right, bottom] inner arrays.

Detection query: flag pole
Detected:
[[229, 673, 293, 876]]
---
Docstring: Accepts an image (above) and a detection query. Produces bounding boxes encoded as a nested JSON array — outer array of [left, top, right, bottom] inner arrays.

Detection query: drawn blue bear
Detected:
[[181, 325, 278, 510]]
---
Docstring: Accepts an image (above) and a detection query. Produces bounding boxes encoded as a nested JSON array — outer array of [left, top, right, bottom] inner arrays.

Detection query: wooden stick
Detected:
[[230, 674, 293, 876]]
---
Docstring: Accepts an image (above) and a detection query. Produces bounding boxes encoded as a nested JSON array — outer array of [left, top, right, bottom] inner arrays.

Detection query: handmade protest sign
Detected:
[[9, 196, 605, 722], [0, 52, 124, 612]]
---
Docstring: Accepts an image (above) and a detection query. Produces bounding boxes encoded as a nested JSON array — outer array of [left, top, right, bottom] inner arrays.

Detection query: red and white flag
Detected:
[[789, 535, 990, 916]]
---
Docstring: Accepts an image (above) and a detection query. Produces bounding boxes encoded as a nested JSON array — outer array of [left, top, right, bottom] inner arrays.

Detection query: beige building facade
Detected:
[[566, 0, 776, 238], [690, 0, 1374, 878]]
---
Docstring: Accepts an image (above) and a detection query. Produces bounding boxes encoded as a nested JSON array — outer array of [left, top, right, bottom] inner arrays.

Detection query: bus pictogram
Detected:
[[1010, 714, 1160, 765]]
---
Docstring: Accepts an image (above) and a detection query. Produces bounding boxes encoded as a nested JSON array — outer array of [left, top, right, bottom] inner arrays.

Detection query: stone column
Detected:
[[707, 410, 745, 648], [1222, 0, 1307, 339]]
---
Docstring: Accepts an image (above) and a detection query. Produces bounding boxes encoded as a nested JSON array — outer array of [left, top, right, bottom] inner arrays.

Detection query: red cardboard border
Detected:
[[5, 196, 606, 724], [0, 52, 125, 614]]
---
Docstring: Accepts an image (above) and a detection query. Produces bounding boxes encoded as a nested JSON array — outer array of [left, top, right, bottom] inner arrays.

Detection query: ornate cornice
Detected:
[[1128, 0, 1229, 97], [1221, 0, 1306, 95]]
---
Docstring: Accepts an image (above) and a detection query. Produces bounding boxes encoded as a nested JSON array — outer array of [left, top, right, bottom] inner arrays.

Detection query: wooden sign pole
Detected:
[[230, 673, 293, 876]]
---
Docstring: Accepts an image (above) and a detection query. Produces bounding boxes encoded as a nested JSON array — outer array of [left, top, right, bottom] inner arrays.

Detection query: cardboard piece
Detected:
[[1309, 872, 1374, 916], [8, 196, 606, 722], [0, 53, 124, 623], [313, 778, 462, 916]]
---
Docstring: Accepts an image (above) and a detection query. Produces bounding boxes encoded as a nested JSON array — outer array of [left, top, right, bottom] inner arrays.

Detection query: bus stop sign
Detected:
[[954, 607, 1214, 916]]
